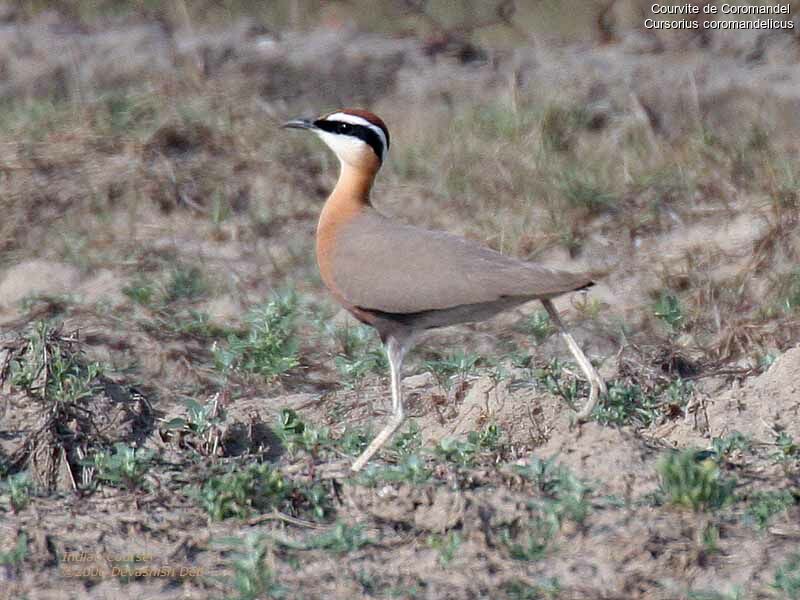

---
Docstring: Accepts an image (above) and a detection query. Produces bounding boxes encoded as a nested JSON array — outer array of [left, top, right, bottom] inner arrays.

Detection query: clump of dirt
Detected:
[[657, 345, 800, 451]]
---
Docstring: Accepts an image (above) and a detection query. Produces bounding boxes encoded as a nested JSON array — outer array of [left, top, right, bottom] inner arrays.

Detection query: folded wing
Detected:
[[330, 211, 595, 315]]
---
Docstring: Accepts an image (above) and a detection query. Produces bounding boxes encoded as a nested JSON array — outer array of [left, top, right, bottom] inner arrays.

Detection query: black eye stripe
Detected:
[[314, 119, 387, 162]]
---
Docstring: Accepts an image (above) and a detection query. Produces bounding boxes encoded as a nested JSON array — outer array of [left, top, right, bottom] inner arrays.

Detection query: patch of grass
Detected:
[[357, 454, 432, 486], [657, 449, 736, 512], [777, 269, 800, 314], [197, 461, 331, 522], [744, 489, 796, 530], [522, 311, 554, 343], [515, 457, 592, 525], [160, 397, 224, 455], [653, 291, 686, 333], [392, 420, 422, 456], [540, 103, 589, 153], [87, 443, 154, 491], [163, 265, 208, 303], [221, 533, 285, 600], [332, 324, 388, 389], [558, 164, 617, 213], [434, 424, 506, 467], [591, 377, 692, 427], [593, 381, 661, 427], [0, 530, 28, 575], [500, 578, 561, 599], [427, 531, 463, 567], [770, 160, 800, 209], [10, 322, 104, 404], [772, 432, 800, 464], [773, 553, 800, 600], [533, 358, 582, 408], [151, 309, 232, 340], [198, 463, 288, 521], [499, 512, 558, 562], [294, 522, 372, 554], [213, 292, 299, 380], [274, 409, 332, 457], [464, 102, 534, 142], [425, 350, 480, 394], [711, 431, 751, 461], [122, 276, 158, 306], [338, 427, 372, 457], [1, 472, 33, 513]]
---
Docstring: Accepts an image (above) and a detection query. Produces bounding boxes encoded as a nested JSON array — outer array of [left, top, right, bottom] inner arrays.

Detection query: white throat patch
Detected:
[[323, 112, 388, 162]]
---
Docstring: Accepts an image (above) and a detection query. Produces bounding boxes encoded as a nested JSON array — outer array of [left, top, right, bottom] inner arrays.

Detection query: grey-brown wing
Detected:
[[330, 212, 594, 314]]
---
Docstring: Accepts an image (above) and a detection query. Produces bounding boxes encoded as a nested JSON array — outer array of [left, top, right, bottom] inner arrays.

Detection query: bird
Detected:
[[284, 108, 607, 472]]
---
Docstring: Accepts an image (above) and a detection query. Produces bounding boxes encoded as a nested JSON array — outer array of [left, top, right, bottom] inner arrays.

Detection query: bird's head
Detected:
[[283, 108, 390, 171]]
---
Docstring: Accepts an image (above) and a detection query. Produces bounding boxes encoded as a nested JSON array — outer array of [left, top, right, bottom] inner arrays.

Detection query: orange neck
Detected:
[[317, 162, 377, 240], [316, 160, 379, 299]]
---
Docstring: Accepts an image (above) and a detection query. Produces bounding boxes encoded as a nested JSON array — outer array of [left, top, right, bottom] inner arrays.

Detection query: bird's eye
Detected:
[[337, 123, 351, 134]]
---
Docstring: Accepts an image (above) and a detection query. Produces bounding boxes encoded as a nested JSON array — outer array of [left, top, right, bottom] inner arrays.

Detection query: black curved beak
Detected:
[[282, 118, 316, 130]]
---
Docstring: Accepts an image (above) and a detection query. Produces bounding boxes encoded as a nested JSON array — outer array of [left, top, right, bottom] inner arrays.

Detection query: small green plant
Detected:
[[332, 324, 387, 389], [357, 454, 431, 486], [772, 553, 800, 599], [161, 397, 224, 455], [475, 422, 503, 451], [338, 427, 371, 456], [711, 431, 751, 460], [499, 512, 558, 562], [592, 381, 661, 427], [426, 531, 462, 567], [210, 190, 231, 226], [0, 530, 28, 574], [122, 277, 157, 306], [274, 409, 332, 456], [534, 358, 582, 409], [700, 522, 720, 556], [197, 462, 330, 522], [198, 463, 289, 521], [435, 437, 478, 467], [10, 322, 104, 404], [434, 424, 505, 467], [523, 311, 553, 343], [392, 420, 422, 455], [744, 489, 796, 530], [1, 472, 33, 512], [296, 522, 372, 554], [558, 165, 617, 213], [163, 397, 223, 436], [772, 432, 800, 463], [214, 292, 299, 380], [163, 265, 207, 303], [88, 443, 154, 491], [540, 104, 588, 153], [657, 449, 736, 512], [221, 533, 284, 600], [424, 350, 480, 393], [501, 577, 561, 600], [515, 457, 591, 524], [653, 291, 685, 332]]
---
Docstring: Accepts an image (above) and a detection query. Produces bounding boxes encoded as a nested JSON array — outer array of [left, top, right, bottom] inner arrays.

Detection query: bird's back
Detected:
[[324, 209, 595, 316]]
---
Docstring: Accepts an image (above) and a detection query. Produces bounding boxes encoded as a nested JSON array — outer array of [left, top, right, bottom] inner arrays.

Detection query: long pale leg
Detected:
[[351, 335, 408, 472], [541, 299, 606, 421]]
